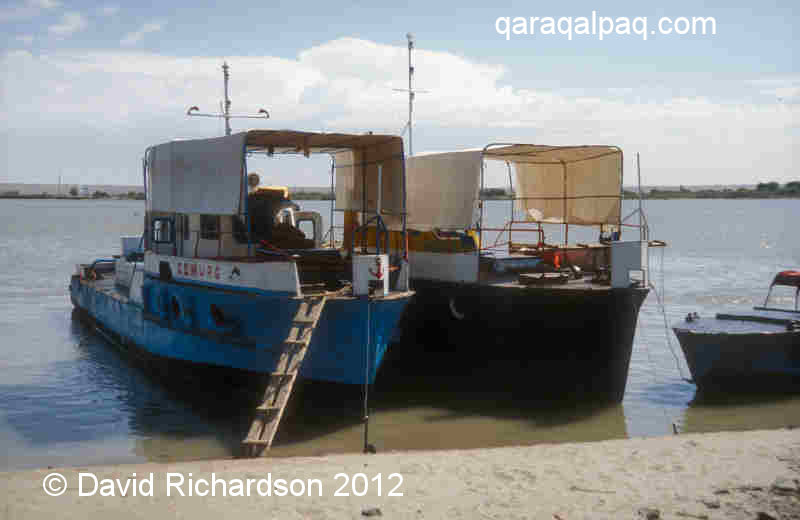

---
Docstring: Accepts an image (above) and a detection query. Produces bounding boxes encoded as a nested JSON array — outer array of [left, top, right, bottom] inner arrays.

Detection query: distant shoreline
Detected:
[[3, 187, 798, 202], [0, 194, 144, 201], [622, 190, 800, 200]]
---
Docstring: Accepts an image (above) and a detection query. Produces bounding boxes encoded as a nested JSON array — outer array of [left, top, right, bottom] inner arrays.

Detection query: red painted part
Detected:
[[772, 270, 800, 288]]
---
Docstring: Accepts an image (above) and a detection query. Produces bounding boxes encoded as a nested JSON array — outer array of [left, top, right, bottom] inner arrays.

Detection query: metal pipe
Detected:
[[507, 161, 514, 246], [329, 157, 335, 247], [377, 163, 383, 216], [561, 160, 568, 245], [362, 300, 371, 453], [142, 151, 149, 251], [361, 152, 367, 253], [401, 151, 408, 265], [637, 152, 643, 241]]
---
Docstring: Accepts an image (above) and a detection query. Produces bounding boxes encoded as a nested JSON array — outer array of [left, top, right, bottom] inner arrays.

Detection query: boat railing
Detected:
[[763, 270, 800, 311], [177, 228, 295, 260]]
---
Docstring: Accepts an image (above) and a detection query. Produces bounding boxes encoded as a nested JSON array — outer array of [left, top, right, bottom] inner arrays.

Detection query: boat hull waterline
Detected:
[[70, 275, 411, 385]]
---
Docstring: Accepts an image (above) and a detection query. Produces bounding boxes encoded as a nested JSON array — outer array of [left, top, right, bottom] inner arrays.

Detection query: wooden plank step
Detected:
[[286, 326, 313, 343], [273, 353, 307, 375], [241, 438, 273, 445], [283, 339, 309, 347], [292, 317, 317, 324]]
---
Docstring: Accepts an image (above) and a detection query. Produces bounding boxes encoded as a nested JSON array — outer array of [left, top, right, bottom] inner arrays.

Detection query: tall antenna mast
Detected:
[[187, 62, 270, 135], [407, 33, 414, 156], [394, 33, 427, 157], [222, 62, 232, 136]]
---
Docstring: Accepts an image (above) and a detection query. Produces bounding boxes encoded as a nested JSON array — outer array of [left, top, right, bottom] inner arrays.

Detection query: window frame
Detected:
[[151, 217, 175, 244], [200, 214, 220, 240]]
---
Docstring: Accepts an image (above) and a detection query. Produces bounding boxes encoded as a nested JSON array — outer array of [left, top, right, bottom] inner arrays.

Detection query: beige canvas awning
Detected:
[[404, 144, 622, 230], [484, 144, 622, 226], [406, 150, 483, 231]]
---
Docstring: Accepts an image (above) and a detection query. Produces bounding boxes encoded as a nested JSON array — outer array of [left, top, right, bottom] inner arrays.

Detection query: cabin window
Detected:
[[200, 215, 220, 240], [152, 217, 174, 244]]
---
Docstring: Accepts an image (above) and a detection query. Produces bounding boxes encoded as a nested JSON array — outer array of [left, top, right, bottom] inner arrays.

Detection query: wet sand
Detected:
[[3, 428, 798, 520]]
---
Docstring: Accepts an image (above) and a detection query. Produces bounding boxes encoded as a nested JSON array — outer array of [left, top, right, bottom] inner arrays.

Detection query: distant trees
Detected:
[[69, 186, 78, 197], [756, 181, 780, 192], [642, 181, 800, 199], [480, 188, 514, 199], [92, 190, 110, 199], [785, 181, 800, 193]]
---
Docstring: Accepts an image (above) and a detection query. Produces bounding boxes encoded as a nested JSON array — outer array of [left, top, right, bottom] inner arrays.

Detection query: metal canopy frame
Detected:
[[142, 130, 409, 262], [478, 143, 629, 251]]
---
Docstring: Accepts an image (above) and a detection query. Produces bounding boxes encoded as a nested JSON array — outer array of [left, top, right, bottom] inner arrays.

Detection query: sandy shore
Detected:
[[2, 428, 798, 520]]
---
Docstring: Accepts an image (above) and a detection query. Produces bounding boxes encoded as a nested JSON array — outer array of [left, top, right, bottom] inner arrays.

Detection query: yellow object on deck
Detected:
[[353, 228, 480, 253], [252, 186, 290, 199]]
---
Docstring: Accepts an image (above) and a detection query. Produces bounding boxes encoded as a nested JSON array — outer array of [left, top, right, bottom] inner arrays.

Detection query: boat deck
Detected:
[[674, 307, 800, 335], [86, 276, 131, 303], [79, 273, 411, 302], [479, 272, 621, 292]]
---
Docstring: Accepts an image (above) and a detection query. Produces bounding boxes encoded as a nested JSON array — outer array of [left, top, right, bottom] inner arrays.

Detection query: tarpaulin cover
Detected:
[[405, 150, 483, 231], [402, 145, 622, 229], [334, 138, 405, 230], [147, 133, 247, 215], [495, 145, 622, 225], [146, 130, 405, 222]]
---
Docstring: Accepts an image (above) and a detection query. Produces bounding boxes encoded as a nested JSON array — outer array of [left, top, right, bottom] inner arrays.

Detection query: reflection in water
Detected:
[[60, 312, 631, 463]]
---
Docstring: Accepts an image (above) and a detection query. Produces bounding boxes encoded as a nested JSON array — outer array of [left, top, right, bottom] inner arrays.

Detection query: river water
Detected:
[[1, 198, 798, 470]]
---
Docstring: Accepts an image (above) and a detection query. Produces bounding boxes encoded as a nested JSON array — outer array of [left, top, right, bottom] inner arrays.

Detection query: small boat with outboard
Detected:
[[70, 129, 413, 454], [673, 270, 800, 391]]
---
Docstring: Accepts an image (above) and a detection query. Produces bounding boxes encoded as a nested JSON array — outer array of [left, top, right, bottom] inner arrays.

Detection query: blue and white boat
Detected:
[[69, 130, 413, 447]]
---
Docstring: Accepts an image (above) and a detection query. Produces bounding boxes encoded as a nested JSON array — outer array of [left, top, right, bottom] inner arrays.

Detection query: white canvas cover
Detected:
[[487, 145, 622, 226], [147, 133, 247, 215], [146, 130, 405, 220], [405, 150, 483, 231], [334, 138, 405, 230]]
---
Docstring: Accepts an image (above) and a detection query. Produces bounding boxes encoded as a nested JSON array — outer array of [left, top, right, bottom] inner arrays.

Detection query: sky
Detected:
[[0, 0, 797, 188]]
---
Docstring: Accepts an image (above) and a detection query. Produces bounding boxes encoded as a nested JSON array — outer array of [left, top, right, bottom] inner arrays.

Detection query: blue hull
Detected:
[[69, 276, 410, 385], [673, 309, 800, 390], [674, 329, 800, 387]]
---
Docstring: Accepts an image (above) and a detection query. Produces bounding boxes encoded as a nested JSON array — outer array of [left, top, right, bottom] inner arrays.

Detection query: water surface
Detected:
[[1, 198, 798, 470]]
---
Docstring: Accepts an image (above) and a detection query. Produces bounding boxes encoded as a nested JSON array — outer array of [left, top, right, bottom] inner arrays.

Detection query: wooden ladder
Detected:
[[242, 295, 326, 457]]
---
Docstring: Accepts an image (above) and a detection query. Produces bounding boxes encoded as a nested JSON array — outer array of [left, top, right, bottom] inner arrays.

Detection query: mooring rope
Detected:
[[647, 245, 691, 383]]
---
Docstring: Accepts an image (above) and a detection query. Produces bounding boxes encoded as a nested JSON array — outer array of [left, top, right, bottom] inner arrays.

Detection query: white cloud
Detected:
[[99, 5, 119, 16], [1, 39, 797, 186], [30, 0, 60, 8], [748, 78, 800, 102], [0, 0, 60, 22], [48, 12, 88, 37], [121, 20, 165, 46]]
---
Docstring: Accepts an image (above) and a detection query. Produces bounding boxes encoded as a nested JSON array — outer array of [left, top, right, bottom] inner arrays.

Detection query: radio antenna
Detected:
[[393, 33, 428, 156], [187, 62, 270, 135]]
